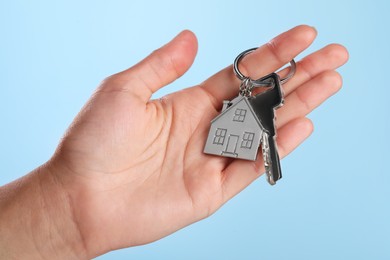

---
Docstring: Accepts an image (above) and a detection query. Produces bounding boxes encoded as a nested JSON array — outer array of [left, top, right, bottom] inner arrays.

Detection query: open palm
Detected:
[[51, 25, 348, 258]]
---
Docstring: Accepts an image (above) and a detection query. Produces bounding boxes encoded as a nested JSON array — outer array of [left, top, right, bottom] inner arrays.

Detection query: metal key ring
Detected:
[[233, 47, 296, 86]]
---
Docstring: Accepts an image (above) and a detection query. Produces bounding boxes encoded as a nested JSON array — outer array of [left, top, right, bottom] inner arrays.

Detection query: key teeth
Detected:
[[266, 171, 276, 185], [268, 178, 276, 185]]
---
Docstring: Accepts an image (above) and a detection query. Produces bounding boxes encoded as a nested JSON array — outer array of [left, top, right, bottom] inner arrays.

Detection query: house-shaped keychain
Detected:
[[204, 73, 283, 162]]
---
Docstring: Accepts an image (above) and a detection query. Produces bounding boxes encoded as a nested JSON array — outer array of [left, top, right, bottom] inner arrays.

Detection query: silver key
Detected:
[[248, 73, 284, 185]]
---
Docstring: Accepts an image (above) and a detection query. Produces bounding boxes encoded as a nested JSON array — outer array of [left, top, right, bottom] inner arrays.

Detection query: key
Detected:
[[248, 73, 284, 185]]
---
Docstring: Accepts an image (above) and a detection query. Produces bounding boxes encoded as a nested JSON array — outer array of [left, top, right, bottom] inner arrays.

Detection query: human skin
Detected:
[[0, 25, 348, 259]]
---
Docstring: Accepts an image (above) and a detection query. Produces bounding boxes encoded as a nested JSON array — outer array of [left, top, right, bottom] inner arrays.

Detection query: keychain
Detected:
[[204, 48, 296, 185]]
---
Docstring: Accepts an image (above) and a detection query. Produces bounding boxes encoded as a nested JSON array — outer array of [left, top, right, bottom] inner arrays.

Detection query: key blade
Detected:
[[268, 134, 282, 184], [261, 132, 274, 185], [261, 132, 282, 185]]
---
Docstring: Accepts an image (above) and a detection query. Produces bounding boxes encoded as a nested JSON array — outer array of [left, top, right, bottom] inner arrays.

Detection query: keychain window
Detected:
[[213, 128, 227, 145], [241, 132, 255, 149], [233, 109, 247, 122]]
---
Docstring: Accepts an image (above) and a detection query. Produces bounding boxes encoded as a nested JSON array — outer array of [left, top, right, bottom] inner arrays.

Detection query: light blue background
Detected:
[[1, 0, 389, 259]]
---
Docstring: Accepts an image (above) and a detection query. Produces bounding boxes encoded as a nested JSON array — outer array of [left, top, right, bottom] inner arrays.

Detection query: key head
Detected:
[[249, 73, 284, 136]]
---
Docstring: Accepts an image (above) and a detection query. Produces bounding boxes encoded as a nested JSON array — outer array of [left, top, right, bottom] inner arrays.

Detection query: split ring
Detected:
[[233, 47, 296, 86]]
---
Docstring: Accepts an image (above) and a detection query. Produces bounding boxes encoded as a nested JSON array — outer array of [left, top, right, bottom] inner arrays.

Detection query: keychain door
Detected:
[[223, 135, 239, 156]]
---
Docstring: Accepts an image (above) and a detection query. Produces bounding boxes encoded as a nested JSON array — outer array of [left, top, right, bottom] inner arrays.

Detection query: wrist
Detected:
[[0, 162, 88, 260]]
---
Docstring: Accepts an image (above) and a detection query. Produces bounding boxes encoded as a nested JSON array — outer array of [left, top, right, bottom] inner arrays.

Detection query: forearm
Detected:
[[0, 163, 87, 260]]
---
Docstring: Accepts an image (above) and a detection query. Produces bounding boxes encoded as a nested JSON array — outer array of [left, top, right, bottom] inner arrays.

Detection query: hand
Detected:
[[0, 25, 348, 259]]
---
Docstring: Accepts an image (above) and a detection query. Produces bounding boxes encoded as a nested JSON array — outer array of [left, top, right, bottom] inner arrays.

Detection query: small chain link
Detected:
[[239, 77, 253, 97]]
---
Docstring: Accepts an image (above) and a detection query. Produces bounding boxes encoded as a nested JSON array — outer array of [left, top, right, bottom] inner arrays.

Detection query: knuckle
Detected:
[[96, 73, 135, 94], [266, 40, 284, 63]]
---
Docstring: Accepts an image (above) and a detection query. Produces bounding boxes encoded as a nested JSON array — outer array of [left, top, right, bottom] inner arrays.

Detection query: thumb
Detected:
[[107, 30, 198, 102]]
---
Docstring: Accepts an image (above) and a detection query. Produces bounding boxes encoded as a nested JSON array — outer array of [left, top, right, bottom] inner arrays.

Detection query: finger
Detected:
[[201, 25, 317, 109], [221, 117, 313, 201], [101, 30, 198, 102], [276, 70, 342, 128], [281, 43, 349, 96]]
